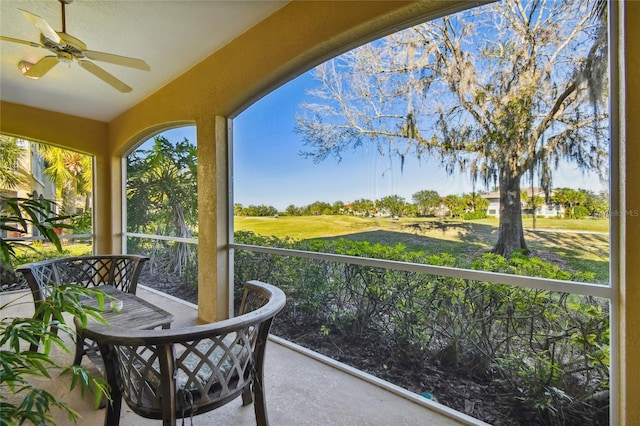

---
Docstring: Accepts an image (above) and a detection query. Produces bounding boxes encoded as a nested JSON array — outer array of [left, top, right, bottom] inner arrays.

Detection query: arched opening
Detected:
[[231, 1, 614, 424], [123, 126, 198, 304]]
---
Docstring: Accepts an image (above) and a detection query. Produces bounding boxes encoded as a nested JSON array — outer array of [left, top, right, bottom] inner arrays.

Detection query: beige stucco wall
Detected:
[[1, 1, 638, 423]]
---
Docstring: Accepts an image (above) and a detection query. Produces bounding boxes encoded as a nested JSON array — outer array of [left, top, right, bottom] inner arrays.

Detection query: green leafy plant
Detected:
[[1, 195, 73, 281], [0, 285, 110, 424], [1, 196, 110, 424]]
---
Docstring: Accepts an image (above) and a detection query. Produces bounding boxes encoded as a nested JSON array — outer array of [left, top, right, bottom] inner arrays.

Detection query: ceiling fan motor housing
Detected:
[[41, 32, 86, 59]]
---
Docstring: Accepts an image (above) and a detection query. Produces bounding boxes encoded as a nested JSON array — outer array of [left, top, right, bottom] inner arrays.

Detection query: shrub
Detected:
[[71, 211, 92, 234], [233, 231, 609, 425], [463, 210, 488, 220], [573, 205, 590, 219]]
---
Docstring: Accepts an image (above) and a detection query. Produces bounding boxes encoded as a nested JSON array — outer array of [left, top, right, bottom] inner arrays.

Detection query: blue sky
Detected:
[[231, 71, 606, 211], [233, 73, 475, 210], [150, 69, 606, 212]]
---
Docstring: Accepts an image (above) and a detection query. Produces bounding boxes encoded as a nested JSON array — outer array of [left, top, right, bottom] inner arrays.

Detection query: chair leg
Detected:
[[104, 395, 123, 426], [252, 379, 269, 426], [73, 331, 85, 365], [242, 387, 253, 406], [99, 342, 122, 426]]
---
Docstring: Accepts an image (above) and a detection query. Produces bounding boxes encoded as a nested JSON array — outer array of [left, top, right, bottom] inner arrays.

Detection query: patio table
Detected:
[[75, 285, 175, 345]]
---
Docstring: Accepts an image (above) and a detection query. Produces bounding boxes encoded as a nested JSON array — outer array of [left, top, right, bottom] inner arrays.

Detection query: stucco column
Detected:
[[94, 146, 127, 255], [621, 2, 639, 424], [91, 153, 113, 254], [197, 116, 230, 322]]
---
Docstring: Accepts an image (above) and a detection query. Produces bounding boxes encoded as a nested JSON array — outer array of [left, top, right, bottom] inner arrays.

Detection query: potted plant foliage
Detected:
[[0, 195, 109, 424]]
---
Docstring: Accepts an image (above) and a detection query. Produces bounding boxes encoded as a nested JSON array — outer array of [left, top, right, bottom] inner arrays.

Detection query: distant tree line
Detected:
[[550, 188, 608, 218], [234, 187, 609, 219]]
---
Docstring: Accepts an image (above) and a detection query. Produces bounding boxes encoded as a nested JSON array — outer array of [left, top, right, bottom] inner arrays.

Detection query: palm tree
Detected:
[[0, 136, 27, 191], [127, 136, 197, 275], [39, 145, 92, 216], [522, 189, 546, 229]]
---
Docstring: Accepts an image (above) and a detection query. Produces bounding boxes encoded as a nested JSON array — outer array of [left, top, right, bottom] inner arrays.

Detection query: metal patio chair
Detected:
[[16, 254, 149, 364], [83, 280, 286, 426]]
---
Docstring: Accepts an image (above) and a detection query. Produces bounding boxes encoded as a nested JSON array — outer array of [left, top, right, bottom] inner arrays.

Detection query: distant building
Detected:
[[1, 140, 57, 238], [482, 187, 564, 218], [434, 202, 449, 218]]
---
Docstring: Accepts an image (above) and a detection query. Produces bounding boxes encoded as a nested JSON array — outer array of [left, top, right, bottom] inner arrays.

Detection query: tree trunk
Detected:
[[493, 172, 528, 257], [531, 191, 537, 230], [169, 203, 192, 275], [62, 181, 77, 216]]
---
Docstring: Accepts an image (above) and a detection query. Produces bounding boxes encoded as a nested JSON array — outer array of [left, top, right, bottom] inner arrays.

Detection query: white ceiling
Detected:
[[0, 0, 287, 121]]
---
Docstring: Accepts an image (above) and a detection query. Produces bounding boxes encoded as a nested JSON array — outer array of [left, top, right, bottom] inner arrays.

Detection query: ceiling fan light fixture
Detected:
[[18, 61, 39, 80]]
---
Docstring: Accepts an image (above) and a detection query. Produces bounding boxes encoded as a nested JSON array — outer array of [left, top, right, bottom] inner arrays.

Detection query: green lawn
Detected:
[[235, 215, 610, 238], [235, 215, 611, 283], [12, 216, 610, 283], [13, 242, 93, 266], [235, 215, 382, 239], [519, 216, 609, 232]]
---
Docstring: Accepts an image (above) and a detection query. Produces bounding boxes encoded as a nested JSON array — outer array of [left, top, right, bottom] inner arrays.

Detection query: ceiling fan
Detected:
[[0, 0, 150, 93]]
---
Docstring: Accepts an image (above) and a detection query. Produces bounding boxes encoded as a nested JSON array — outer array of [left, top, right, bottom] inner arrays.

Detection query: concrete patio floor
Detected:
[[1, 286, 487, 426]]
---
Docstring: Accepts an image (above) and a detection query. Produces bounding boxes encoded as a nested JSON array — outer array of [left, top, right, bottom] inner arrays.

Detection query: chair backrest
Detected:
[[83, 280, 286, 425], [17, 255, 149, 304]]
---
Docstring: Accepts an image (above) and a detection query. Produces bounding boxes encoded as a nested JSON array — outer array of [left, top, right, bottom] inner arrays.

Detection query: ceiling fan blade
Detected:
[[0, 35, 43, 48], [78, 60, 132, 93], [19, 9, 61, 44], [83, 50, 150, 71], [25, 56, 59, 79]]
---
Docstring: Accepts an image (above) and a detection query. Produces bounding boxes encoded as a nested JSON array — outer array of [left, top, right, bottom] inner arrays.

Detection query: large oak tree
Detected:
[[296, 0, 608, 256]]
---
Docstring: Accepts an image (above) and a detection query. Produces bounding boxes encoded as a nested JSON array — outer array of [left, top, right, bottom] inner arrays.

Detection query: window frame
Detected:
[[227, 1, 620, 423]]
